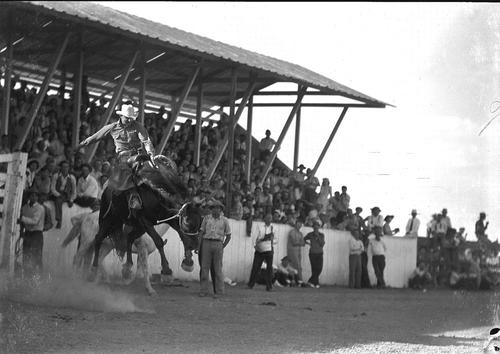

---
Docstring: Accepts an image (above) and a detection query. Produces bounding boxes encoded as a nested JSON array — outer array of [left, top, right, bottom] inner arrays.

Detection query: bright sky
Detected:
[[96, 2, 500, 240]]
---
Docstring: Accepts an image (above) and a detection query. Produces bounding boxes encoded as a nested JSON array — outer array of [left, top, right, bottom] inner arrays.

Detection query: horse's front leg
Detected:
[[140, 218, 172, 283], [181, 248, 195, 272]]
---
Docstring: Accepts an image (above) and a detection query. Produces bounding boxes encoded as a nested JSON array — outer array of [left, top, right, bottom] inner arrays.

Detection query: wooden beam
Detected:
[[85, 50, 139, 162], [206, 77, 257, 180], [258, 86, 307, 186], [1, 21, 12, 135], [138, 50, 146, 124], [15, 32, 70, 150], [72, 33, 83, 149], [156, 66, 200, 155], [245, 95, 253, 184], [225, 69, 237, 211], [293, 104, 301, 171], [311, 107, 349, 178], [246, 103, 383, 108], [194, 73, 203, 166]]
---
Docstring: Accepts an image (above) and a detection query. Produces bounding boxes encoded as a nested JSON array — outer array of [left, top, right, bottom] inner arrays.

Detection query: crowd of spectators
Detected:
[[408, 209, 500, 291]]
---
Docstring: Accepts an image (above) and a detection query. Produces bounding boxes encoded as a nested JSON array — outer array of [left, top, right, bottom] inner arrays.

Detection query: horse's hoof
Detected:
[[147, 287, 158, 296], [161, 274, 173, 284], [87, 267, 98, 282], [122, 266, 133, 280], [181, 259, 194, 273]]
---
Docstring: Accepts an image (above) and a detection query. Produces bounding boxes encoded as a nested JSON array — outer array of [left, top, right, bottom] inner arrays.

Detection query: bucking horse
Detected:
[[87, 153, 202, 293]]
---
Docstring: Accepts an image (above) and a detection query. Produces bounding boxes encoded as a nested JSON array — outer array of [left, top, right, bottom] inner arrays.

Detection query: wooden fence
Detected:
[[0, 152, 28, 276]]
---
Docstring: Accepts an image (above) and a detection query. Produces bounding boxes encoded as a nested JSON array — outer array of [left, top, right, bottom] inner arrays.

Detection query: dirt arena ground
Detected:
[[1, 277, 499, 354]]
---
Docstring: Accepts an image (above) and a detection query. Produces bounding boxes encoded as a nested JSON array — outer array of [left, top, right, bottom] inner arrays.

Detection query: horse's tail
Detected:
[[61, 213, 88, 248]]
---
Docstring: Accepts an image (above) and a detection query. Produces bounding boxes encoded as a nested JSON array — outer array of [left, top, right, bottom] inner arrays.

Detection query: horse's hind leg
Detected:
[[136, 237, 156, 296], [140, 218, 172, 283], [122, 227, 145, 281]]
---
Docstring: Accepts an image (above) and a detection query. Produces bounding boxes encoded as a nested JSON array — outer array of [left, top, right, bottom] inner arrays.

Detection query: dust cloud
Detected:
[[0, 273, 149, 313]]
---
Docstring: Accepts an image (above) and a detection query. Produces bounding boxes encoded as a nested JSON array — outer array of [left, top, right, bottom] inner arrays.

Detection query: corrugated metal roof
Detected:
[[12, 1, 387, 107]]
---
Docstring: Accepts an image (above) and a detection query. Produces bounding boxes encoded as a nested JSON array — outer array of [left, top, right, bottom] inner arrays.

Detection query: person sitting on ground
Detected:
[[409, 262, 432, 290], [383, 215, 400, 236], [275, 256, 299, 287]]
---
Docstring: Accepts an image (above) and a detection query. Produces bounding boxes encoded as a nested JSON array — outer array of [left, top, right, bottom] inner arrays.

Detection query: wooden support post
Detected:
[[15, 33, 71, 151], [72, 33, 83, 149], [245, 95, 253, 185], [138, 51, 146, 125], [293, 104, 301, 171], [1, 28, 13, 136], [194, 75, 203, 166], [225, 69, 237, 212], [206, 78, 257, 180], [311, 107, 349, 178], [258, 86, 307, 186], [156, 66, 200, 155], [85, 50, 139, 162]]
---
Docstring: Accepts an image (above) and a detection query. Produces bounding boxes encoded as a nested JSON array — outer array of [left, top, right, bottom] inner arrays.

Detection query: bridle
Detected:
[[156, 202, 199, 237]]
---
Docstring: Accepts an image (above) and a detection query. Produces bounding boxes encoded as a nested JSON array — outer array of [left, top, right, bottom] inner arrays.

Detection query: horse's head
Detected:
[[176, 202, 202, 272]]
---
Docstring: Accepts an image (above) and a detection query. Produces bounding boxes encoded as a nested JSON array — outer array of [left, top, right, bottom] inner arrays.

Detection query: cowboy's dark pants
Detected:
[[372, 255, 386, 287], [308, 253, 323, 286], [248, 251, 274, 290], [23, 231, 43, 276]]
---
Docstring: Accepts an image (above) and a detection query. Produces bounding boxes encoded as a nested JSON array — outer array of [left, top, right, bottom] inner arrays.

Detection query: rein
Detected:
[[155, 203, 199, 237]]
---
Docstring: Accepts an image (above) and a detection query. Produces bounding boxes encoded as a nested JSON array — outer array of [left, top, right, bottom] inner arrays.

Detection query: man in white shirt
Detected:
[[74, 163, 99, 208], [405, 209, 420, 237], [247, 213, 277, 291], [365, 206, 384, 234], [21, 190, 45, 276], [368, 227, 387, 288], [259, 129, 276, 160], [349, 229, 364, 288]]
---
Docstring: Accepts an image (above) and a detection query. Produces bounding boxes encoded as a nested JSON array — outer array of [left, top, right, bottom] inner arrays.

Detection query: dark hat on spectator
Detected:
[[384, 215, 394, 222], [27, 159, 39, 169], [281, 256, 290, 263], [411, 209, 418, 214], [207, 199, 224, 210], [298, 164, 306, 171], [371, 206, 381, 212]]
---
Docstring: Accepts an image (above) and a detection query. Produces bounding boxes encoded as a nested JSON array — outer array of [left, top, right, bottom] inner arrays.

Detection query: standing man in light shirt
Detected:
[[74, 163, 99, 208], [405, 209, 420, 237], [287, 219, 306, 286], [349, 229, 364, 289], [198, 199, 232, 298], [369, 226, 387, 289], [259, 129, 276, 160], [20, 190, 45, 276], [248, 213, 277, 291]]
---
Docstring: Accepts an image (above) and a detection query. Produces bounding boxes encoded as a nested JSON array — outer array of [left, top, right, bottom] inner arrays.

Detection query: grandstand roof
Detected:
[[0, 1, 387, 114]]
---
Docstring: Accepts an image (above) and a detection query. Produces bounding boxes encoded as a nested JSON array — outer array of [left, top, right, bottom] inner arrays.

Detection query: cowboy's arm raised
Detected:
[[78, 123, 115, 149]]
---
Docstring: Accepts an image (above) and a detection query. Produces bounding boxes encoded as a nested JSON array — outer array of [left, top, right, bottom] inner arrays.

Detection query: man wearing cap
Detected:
[[78, 101, 156, 215], [198, 199, 231, 298], [405, 209, 420, 237], [365, 207, 384, 234], [304, 220, 325, 288], [20, 190, 45, 276]]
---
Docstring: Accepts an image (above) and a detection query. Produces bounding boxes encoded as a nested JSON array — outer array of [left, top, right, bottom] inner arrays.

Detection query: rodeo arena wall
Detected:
[[45, 202, 417, 288]]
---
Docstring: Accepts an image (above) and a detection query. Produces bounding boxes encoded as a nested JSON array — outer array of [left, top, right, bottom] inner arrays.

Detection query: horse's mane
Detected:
[[135, 155, 189, 201]]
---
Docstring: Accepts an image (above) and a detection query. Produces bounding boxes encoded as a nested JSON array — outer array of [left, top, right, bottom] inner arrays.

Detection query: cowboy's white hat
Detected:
[[116, 103, 138, 119]]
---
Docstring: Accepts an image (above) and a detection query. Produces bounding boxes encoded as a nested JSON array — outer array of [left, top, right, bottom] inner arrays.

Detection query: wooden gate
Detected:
[[0, 152, 28, 277]]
